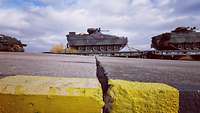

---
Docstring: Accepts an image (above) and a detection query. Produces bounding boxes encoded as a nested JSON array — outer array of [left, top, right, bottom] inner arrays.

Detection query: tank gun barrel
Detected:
[[22, 44, 27, 47]]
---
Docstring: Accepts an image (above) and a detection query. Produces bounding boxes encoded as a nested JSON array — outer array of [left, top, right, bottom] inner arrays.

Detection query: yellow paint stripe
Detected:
[[107, 80, 179, 113], [0, 75, 104, 113]]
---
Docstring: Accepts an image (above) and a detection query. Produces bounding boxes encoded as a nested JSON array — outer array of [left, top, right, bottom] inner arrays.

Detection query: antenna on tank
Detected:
[[98, 27, 109, 32], [101, 29, 110, 32]]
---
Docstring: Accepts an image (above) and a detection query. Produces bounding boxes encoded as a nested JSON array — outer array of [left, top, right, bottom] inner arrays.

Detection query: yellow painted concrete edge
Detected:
[[0, 75, 104, 113], [107, 80, 179, 113]]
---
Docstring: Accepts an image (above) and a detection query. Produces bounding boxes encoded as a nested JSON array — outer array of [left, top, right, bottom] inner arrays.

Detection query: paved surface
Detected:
[[0, 52, 96, 78], [1, 52, 199, 90]]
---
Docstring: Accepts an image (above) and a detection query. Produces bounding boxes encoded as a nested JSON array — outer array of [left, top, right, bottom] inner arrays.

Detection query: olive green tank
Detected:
[[0, 34, 27, 52], [151, 27, 200, 50], [66, 28, 128, 52]]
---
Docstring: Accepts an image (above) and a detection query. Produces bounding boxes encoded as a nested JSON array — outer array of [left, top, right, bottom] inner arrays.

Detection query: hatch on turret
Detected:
[[87, 28, 101, 34]]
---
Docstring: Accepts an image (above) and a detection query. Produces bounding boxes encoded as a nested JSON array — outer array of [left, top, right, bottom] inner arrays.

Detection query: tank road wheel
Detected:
[[92, 46, 100, 52], [97, 46, 100, 52], [0, 44, 2, 49], [91, 46, 95, 52], [100, 46, 106, 52], [85, 46, 89, 52], [177, 44, 182, 50], [198, 43, 200, 50], [111, 46, 114, 51], [105, 46, 108, 52], [108, 46, 113, 52], [114, 45, 120, 51], [7, 48, 12, 52], [78, 46, 86, 52], [7, 46, 14, 52], [83, 46, 87, 52], [86, 46, 92, 52], [13, 45, 24, 52], [107, 46, 112, 52]]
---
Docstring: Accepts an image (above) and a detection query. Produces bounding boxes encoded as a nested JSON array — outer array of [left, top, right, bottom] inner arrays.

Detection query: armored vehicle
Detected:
[[66, 28, 128, 52], [0, 34, 27, 52], [151, 27, 200, 50]]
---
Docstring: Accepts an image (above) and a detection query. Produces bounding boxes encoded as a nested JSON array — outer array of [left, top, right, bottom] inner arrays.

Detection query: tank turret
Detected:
[[0, 34, 27, 52], [87, 28, 101, 34], [151, 27, 200, 50], [66, 28, 128, 52]]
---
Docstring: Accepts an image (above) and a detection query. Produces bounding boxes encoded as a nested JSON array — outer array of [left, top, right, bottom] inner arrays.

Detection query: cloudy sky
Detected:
[[0, 0, 200, 52]]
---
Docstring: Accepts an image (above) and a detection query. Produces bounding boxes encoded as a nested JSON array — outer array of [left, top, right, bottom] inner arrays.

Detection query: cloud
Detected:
[[0, 0, 199, 52], [0, 9, 29, 29], [169, 0, 200, 15]]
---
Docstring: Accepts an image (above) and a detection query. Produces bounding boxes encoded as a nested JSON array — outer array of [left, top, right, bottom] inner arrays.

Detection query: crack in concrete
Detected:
[[95, 57, 112, 113]]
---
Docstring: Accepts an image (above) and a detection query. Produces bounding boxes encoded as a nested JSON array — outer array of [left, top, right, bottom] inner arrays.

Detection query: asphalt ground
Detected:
[[0, 52, 96, 78]]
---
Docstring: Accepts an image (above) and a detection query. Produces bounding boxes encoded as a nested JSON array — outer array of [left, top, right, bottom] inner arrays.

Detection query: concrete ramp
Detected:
[[0, 75, 103, 113], [105, 80, 179, 113]]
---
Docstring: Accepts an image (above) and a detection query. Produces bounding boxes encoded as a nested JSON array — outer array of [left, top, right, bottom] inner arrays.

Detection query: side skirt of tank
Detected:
[[71, 45, 124, 53]]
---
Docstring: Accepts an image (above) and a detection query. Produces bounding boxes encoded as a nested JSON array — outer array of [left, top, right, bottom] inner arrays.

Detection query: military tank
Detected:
[[66, 28, 128, 52], [0, 34, 27, 52], [151, 27, 200, 50]]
